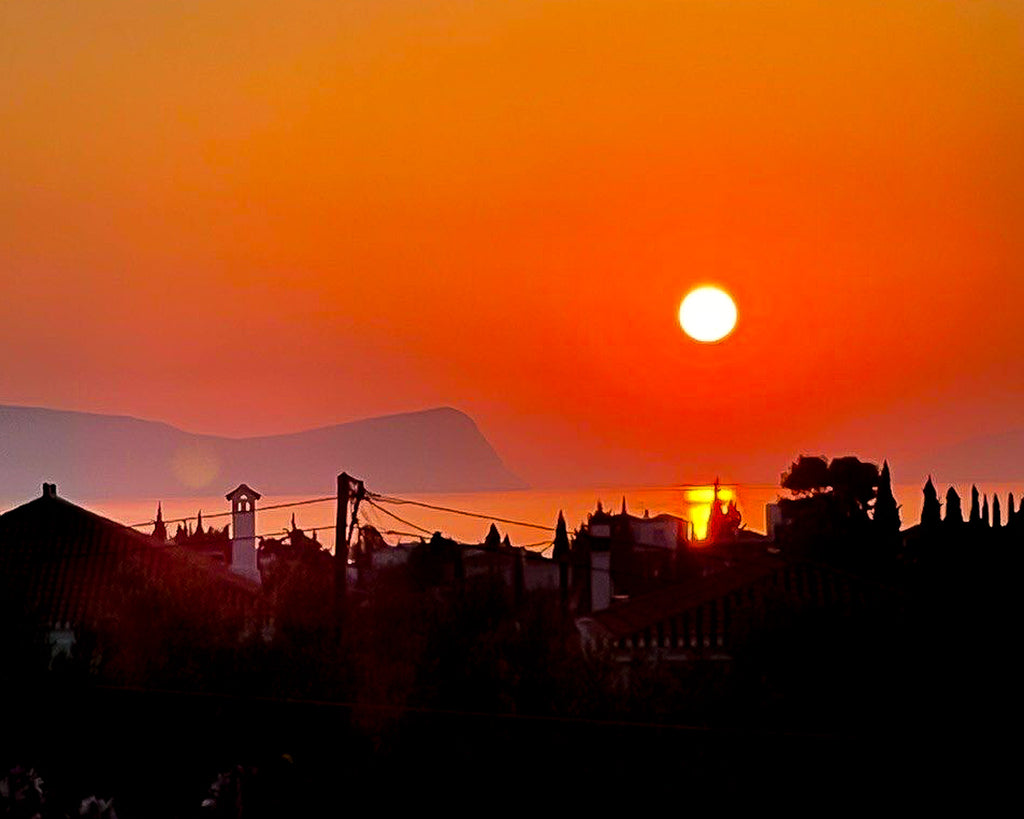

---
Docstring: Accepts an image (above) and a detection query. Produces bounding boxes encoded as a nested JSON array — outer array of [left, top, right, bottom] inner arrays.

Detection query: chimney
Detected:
[[42, 483, 57, 498]]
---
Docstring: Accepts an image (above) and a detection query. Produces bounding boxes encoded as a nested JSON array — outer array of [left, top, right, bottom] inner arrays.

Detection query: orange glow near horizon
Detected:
[[2, 2, 1023, 488], [684, 486, 735, 541]]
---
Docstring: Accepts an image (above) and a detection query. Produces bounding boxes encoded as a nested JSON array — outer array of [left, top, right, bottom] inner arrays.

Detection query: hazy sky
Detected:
[[2, 1, 1022, 485]]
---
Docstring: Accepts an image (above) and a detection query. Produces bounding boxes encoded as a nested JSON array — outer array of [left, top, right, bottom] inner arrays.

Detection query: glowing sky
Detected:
[[2, 1, 1022, 485]]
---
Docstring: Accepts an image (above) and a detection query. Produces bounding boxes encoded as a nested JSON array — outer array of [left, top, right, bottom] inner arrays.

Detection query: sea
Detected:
[[37, 480, 1024, 556]]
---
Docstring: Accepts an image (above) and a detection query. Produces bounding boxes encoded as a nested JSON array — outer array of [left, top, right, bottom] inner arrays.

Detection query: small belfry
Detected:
[[226, 483, 261, 582]]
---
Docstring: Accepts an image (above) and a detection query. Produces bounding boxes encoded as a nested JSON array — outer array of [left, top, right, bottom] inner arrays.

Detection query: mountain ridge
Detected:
[[0, 404, 525, 501]]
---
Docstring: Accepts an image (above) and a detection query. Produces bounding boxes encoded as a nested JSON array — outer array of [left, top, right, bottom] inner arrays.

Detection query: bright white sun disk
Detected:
[[678, 286, 738, 342]]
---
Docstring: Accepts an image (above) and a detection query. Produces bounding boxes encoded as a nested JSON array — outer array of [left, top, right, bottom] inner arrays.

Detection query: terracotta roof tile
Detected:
[[0, 490, 258, 630]]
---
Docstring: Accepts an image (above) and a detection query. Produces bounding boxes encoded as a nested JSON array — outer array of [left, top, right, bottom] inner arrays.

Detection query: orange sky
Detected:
[[2, 1, 1022, 485]]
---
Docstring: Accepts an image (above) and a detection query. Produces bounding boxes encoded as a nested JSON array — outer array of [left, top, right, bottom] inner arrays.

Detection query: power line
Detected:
[[363, 498, 434, 535], [363, 498, 556, 554], [120, 484, 778, 574], [367, 492, 555, 532], [127, 495, 335, 530]]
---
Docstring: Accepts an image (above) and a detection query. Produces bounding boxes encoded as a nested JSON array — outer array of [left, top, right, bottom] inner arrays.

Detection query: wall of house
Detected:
[[592, 552, 611, 610], [523, 558, 559, 593], [629, 518, 678, 548]]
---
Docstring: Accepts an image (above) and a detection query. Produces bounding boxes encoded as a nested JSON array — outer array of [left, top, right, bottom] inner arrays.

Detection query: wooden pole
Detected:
[[335, 472, 351, 622]]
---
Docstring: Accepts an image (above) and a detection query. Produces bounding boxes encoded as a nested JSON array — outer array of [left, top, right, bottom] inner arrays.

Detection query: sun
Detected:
[[678, 286, 738, 343]]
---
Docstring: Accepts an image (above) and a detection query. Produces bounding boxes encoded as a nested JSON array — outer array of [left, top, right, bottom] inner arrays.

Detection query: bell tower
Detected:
[[225, 483, 261, 582]]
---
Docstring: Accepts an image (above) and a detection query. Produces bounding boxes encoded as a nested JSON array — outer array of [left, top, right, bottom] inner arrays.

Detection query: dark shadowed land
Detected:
[[0, 404, 524, 499], [2, 456, 1018, 813]]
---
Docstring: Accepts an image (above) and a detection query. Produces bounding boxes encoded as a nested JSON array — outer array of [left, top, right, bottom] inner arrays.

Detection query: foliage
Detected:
[[781, 455, 879, 518], [873, 461, 901, 535], [84, 553, 256, 692], [921, 477, 941, 528], [944, 486, 964, 526], [552, 511, 570, 561], [778, 454, 882, 565], [780, 455, 830, 495], [969, 485, 981, 525]]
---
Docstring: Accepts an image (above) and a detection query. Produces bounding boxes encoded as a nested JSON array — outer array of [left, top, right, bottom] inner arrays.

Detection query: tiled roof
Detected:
[[0, 487, 258, 630], [581, 552, 784, 641]]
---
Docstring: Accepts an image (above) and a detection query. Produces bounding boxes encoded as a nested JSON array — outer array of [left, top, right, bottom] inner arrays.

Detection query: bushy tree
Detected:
[[780, 455, 879, 521], [777, 455, 881, 564], [827, 457, 881, 522], [781, 456, 830, 495]]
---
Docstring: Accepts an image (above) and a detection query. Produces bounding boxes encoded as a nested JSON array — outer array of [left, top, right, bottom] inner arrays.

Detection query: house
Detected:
[[0, 483, 261, 665], [354, 525, 560, 601], [576, 551, 782, 663], [571, 498, 692, 610], [576, 547, 877, 668]]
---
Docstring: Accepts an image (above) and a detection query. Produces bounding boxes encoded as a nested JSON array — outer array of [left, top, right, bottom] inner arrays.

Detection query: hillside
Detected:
[[0, 404, 524, 500], [902, 428, 1024, 484]]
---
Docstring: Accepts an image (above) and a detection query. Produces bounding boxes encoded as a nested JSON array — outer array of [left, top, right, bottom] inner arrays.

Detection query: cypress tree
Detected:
[[485, 523, 501, 550], [993, 495, 1002, 529], [874, 460, 901, 535], [945, 487, 964, 526], [969, 485, 981, 526], [982, 495, 990, 528], [921, 477, 941, 528], [553, 510, 571, 605], [552, 511, 570, 561]]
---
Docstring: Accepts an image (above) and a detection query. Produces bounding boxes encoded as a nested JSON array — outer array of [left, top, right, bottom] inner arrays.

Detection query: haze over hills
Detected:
[[0, 404, 525, 502], [900, 428, 1024, 485]]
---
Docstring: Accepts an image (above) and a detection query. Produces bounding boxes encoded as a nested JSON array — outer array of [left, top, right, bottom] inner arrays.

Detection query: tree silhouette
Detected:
[[944, 487, 964, 527], [552, 511, 570, 561], [873, 460, 900, 535], [781, 455, 878, 516], [553, 511, 570, 604], [993, 495, 1002, 529], [778, 455, 880, 560], [969, 485, 980, 527], [781, 456, 830, 495], [825, 457, 880, 526], [484, 523, 501, 550], [921, 477, 941, 528]]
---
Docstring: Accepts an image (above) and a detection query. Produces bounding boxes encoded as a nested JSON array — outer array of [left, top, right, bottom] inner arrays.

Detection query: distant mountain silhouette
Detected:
[[0, 404, 524, 501], [904, 428, 1024, 483]]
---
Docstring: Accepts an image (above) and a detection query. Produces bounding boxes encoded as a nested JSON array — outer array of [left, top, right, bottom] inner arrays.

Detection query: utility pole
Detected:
[[335, 472, 365, 625], [335, 472, 351, 624]]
